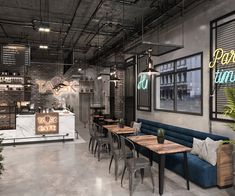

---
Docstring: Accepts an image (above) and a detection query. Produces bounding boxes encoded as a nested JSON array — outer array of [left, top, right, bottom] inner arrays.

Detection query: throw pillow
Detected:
[[191, 138, 203, 155], [133, 122, 142, 132], [199, 137, 222, 166]]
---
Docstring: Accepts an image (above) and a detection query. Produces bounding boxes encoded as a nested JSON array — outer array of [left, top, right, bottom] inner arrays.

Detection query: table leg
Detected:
[[183, 152, 190, 190], [159, 154, 165, 196]]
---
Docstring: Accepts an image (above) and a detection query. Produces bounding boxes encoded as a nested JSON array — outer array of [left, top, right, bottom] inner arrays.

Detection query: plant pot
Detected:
[[157, 137, 165, 144], [118, 123, 124, 128]]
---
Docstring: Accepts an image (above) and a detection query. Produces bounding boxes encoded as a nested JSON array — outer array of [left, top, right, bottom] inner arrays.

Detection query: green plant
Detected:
[[157, 128, 165, 137], [119, 118, 124, 125], [0, 134, 4, 175], [223, 87, 235, 144]]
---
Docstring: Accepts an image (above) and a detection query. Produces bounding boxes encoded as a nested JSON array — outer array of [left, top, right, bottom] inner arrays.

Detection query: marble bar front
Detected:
[[1, 111, 75, 144]]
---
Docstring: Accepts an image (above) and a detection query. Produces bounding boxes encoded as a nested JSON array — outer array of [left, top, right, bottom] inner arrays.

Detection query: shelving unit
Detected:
[[0, 105, 16, 130], [79, 78, 94, 93]]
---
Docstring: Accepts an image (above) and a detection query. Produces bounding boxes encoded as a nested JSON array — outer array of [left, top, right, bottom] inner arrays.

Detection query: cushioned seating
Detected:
[[136, 118, 229, 188]]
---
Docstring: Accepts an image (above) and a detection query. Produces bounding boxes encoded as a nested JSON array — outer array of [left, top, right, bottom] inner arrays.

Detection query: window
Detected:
[[154, 53, 203, 115], [210, 11, 235, 121]]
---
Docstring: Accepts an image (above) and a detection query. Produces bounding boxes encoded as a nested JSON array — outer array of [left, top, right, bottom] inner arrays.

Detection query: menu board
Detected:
[[2, 45, 30, 66], [35, 113, 59, 135]]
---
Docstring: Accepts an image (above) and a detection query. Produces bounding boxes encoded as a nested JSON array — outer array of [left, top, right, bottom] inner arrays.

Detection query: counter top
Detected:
[[17, 110, 75, 117]]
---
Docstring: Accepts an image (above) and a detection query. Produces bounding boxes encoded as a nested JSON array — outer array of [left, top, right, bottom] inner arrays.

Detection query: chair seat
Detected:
[[113, 149, 133, 159], [97, 137, 109, 143], [127, 157, 150, 169]]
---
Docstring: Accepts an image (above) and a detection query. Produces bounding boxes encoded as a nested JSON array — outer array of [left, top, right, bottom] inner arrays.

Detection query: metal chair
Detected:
[[93, 123, 110, 161], [108, 131, 133, 180], [88, 124, 96, 153], [120, 136, 154, 196]]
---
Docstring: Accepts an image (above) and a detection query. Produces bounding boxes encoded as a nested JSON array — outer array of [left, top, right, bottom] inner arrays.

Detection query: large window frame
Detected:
[[154, 52, 203, 116], [210, 11, 235, 122]]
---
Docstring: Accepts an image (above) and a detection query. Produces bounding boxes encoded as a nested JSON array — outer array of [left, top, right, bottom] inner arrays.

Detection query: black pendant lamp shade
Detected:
[[139, 49, 159, 76]]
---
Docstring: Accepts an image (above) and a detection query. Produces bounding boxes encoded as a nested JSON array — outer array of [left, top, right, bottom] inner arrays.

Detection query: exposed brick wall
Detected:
[[114, 69, 125, 119], [28, 63, 63, 109]]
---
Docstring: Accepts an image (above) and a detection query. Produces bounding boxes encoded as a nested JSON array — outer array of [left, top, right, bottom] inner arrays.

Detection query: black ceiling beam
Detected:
[[72, 0, 105, 49], [62, 0, 82, 46], [89, 0, 202, 65], [0, 24, 9, 38]]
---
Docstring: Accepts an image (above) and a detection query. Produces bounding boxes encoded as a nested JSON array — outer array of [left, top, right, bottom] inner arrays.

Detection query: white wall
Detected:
[[136, 0, 235, 141]]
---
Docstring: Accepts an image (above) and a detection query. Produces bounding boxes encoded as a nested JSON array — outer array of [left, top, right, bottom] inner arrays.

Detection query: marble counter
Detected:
[[1, 112, 75, 144]]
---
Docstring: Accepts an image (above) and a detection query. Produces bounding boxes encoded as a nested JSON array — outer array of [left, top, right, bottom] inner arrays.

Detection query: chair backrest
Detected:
[[89, 123, 95, 136], [120, 136, 136, 163], [108, 131, 119, 154]]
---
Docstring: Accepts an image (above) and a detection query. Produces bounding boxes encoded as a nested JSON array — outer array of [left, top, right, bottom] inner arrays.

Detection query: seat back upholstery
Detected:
[[137, 118, 229, 147]]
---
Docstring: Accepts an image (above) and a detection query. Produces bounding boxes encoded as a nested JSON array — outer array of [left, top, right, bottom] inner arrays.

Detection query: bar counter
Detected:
[[1, 110, 75, 144]]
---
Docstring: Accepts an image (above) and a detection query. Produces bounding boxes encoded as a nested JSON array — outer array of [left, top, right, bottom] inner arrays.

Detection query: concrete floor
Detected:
[[0, 123, 234, 196]]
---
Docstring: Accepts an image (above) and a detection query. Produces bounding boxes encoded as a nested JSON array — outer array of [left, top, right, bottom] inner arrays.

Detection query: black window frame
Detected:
[[154, 52, 203, 116], [210, 11, 235, 122]]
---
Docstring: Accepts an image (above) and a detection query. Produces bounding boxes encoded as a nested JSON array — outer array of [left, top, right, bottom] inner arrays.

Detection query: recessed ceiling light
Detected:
[[39, 27, 50, 32], [39, 45, 48, 49], [78, 68, 82, 71]]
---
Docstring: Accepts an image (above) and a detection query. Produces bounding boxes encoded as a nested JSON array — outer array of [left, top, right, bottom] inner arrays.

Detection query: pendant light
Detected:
[[110, 53, 120, 82], [138, 49, 159, 76]]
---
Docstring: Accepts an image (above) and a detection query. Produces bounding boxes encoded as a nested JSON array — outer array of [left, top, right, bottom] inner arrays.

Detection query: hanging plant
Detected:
[[223, 88, 235, 144]]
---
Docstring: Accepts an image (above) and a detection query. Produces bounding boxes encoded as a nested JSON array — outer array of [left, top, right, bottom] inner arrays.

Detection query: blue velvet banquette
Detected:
[[136, 118, 229, 188]]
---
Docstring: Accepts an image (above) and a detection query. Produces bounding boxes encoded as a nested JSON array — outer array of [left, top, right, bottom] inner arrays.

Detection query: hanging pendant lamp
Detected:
[[139, 49, 159, 76]]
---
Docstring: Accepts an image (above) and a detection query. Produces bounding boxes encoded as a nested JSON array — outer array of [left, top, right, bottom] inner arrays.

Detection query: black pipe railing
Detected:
[[3, 133, 70, 146]]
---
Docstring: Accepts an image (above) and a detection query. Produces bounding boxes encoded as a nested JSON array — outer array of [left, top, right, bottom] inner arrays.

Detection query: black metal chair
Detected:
[[108, 131, 133, 180], [120, 136, 154, 196], [93, 123, 110, 161], [88, 124, 96, 153]]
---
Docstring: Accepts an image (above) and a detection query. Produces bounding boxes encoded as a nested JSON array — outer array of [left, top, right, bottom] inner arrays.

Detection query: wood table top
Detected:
[[103, 119, 118, 123], [93, 115, 104, 118], [103, 125, 136, 134], [128, 135, 191, 155]]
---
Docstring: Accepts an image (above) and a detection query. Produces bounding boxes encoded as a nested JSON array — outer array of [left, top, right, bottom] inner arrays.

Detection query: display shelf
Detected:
[[0, 83, 24, 85], [0, 105, 16, 130]]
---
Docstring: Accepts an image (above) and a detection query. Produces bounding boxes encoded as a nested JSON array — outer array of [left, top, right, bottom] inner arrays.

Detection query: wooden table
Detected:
[[103, 119, 118, 125], [103, 125, 136, 135], [128, 135, 191, 196]]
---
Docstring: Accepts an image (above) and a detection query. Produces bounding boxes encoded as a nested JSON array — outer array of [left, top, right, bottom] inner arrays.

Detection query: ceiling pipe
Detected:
[[72, 0, 105, 49], [62, 0, 83, 46], [0, 24, 9, 38], [90, 0, 189, 64], [32, 19, 70, 26]]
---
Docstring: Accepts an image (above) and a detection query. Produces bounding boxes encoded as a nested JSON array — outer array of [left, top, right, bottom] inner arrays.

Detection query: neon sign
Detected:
[[36, 76, 79, 96], [210, 48, 235, 84], [137, 74, 148, 90]]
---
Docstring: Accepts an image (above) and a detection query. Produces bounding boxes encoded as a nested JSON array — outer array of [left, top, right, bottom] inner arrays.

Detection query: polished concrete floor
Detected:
[[0, 123, 234, 196]]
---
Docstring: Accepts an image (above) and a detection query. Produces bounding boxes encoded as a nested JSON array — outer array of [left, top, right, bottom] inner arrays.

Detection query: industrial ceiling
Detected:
[[0, 0, 205, 66]]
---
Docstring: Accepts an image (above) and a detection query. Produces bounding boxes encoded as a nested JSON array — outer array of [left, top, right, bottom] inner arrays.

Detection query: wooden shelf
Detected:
[[0, 90, 24, 92], [79, 92, 94, 94], [0, 75, 23, 78], [0, 83, 24, 85]]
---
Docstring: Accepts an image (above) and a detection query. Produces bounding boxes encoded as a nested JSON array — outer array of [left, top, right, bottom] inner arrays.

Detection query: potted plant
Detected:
[[0, 134, 4, 176], [223, 87, 235, 188], [118, 118, 124, 128], [157, 128, 165, 144]]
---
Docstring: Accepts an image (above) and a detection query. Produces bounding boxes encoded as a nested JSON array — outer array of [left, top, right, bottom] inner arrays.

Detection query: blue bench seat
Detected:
[[136, 118, 229, 188]]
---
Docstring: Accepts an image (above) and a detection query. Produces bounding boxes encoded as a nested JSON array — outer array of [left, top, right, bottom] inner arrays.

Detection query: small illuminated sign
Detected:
[[210, 48, 235, 84], [137, 74, 148, 90], [35, 113, 59, 135]]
